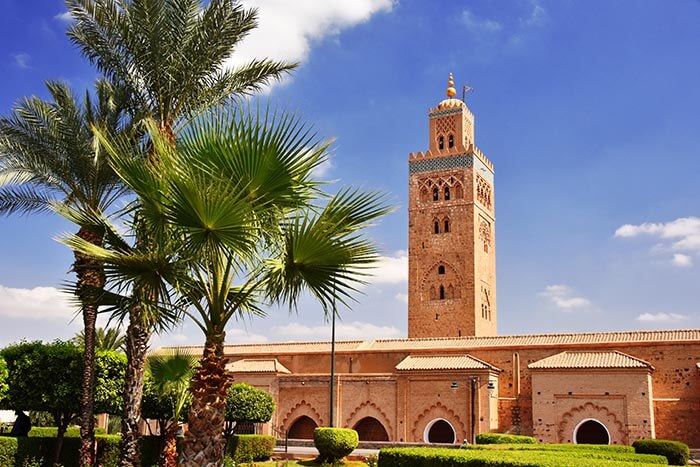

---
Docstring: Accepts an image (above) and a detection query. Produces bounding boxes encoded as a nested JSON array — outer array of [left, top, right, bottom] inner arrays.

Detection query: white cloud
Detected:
[[672, 253, 693, 268], [12, 53, 31, 69], [228, 0, 394, 80], [461, 9, 502, 33], [0, 285, 76, 320], [225, 327, 270, 344], [539, 284, 591, 310], [615, 217, 700, 264], [270, 320, 401, 342], [636, 312, 687, 323], [311, 156, 334, 178], [369, 251, 408, 284], [521, 0, 547, 28], [54, 11, 73, 23], [394, 293, 408, 304]]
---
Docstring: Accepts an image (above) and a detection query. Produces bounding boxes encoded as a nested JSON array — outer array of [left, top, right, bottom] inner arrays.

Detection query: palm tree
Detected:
[[0, 79, 136, 465], [64, 2, 296, 463], [66, 106, 391, 465], [74, 326, 126, 351], [146, 351, 197, 467]]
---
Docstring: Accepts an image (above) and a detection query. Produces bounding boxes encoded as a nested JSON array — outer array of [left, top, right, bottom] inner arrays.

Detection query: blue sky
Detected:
[[0, 0, 699, 347]]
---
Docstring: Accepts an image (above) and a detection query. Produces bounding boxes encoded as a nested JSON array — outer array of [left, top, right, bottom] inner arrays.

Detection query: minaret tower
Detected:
[[407, 74, 496, 338]]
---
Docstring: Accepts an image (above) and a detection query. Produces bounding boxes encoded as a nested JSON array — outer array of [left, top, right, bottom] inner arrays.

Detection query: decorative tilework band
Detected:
[[409, 154, 473, 174], [428, 108, 464, 118]]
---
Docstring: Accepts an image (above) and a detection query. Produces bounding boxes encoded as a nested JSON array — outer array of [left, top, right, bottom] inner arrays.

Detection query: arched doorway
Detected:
[[424, 418, 456, 444], [353, 417, 390, 441], [574, 419, 610, 445], [288, 415, 318, 439]]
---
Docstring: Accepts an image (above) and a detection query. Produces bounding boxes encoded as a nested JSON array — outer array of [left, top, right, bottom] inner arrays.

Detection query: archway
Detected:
[[424, 418, 456, 444], [288, 415, 318, 439], [574, 419, 610, 445], [353, 417, 390, 441]]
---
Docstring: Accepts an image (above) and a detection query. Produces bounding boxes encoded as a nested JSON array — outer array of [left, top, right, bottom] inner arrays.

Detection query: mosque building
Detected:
[[168, 75, 700, 447]]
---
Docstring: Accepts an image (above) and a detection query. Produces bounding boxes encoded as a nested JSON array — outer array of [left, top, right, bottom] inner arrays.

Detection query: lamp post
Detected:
[[470, 377, 477, 444], [329, 295, 336, 427]]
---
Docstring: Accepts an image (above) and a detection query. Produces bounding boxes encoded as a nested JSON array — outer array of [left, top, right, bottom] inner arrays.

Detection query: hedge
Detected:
[[226, 434, 275, 463], [476, 433, 537, 444], [0, 435, 170, 467], [0, 435, 119, 467], [465, 444, 634, 453], [314, 427, 359, 463], [378, 447, 669, 467], [633, 439, 689, 466], [28, 426, 106, 437]]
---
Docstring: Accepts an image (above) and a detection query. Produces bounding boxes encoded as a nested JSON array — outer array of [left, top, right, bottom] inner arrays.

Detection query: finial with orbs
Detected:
[[446, 72, 457, 98]]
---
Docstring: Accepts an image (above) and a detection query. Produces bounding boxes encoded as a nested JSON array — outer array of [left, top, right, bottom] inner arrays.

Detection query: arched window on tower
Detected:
[[439, 285, 445, 300], [438, 136, 444, 150], [454, 183, 463, 199], [433, 187, 439, 201], [448, 134, 454, 148], [434, 221, 440, 234], [444, 186, 450, 200], [444, 219, 450, 233], [438, 265, 445, 275]]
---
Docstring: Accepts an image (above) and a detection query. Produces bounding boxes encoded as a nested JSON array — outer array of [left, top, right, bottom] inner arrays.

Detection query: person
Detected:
[[9, 410, 31, 437]]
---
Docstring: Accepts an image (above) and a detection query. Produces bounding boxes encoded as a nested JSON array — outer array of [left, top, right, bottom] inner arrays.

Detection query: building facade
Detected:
[[166, 75, 700, 447]]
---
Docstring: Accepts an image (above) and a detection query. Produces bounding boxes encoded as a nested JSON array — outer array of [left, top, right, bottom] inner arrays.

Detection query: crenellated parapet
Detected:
[[472, 145, 494, 173]]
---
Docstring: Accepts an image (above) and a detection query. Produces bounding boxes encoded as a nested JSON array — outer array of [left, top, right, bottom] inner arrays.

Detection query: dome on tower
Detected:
[[436, 72, 466, 110]]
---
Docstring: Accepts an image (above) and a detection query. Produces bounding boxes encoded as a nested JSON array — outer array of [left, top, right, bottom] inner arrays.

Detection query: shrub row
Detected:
[[476, 433, 537, 445], [465, 443, 633, 453], [28, 426, 107, 437], [0, 435, 170, 467], [378, 447, 669, 467], [0, 435, 119, 467], [226, 434, 275, 463], [633, 439, 689, 466]]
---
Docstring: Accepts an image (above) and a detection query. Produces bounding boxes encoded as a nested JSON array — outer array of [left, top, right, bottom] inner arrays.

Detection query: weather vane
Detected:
[[462, 84, 474, 102]]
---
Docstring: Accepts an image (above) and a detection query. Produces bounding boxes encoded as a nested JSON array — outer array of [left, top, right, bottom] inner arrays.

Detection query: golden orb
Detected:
[[446, 72, 457, 98]]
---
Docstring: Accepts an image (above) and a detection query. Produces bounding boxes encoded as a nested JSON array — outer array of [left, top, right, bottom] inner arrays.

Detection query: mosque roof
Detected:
[[158, 329, 700, 356], [528, 351, 653, 370], [225, 358, 291, 374], [396, 354, 498, 371]]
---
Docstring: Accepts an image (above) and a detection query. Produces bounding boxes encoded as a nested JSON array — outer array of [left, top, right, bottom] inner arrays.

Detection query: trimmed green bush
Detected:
[[226, 434, 275, 462], [378, 447, 668, 467], [476, 433, 537, 444], [633, 439, 689, 466], [314, 427, 359, 463]]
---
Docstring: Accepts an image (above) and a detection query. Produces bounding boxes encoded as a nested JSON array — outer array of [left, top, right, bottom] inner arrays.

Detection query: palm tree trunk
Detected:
[[74, 227, 106, 467], [180, 332, 230, 466], [158, 423, 180, 467], [119, 306, 151, 467]]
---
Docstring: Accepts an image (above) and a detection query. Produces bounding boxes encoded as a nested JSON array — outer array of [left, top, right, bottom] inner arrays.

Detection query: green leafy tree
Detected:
[[0, 78, 137, 465], [1, 341, 126, 465], [0, 356, 7, 408], [64, 2, 295, 463], [65, 106, 392, 466], [224, 383, 274, 438]]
